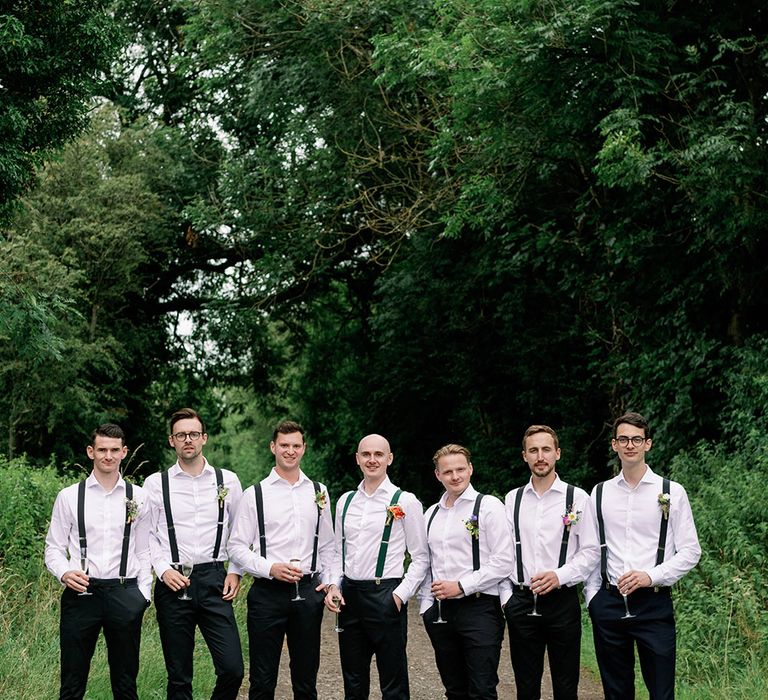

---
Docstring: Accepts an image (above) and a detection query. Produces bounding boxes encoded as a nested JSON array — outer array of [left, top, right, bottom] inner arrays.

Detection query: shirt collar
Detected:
[[266, 467, 309, 486], [170, 458, 214, 478], [357, 475, 395, 497], [522, 474, 565, 497], [86, 471, 126, 494], [439, 482, 478, 509], [616, 464, 656, 487]]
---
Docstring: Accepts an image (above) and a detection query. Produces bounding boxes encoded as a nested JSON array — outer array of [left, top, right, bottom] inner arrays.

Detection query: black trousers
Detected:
[[338, 577, 410, 699], [588, 585, 676, 700], [423, 594, 504, 700], [155, 562, 244, 700], [246, 574, 325, 699], [59, 578, 148, 700], [504, 586, 580, 700]]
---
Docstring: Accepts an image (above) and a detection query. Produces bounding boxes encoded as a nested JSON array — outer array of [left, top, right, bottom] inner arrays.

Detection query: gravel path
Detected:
[[240, 610, 604, 699]]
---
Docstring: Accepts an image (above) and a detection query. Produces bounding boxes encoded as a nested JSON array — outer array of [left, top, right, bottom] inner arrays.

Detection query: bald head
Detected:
[[356, 434, 393, 488], [357, 433, 391, 454]]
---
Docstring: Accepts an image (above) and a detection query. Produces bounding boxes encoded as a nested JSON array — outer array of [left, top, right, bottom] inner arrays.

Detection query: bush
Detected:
[[671, 442, 768, 686], [0, 456, 67, 577]]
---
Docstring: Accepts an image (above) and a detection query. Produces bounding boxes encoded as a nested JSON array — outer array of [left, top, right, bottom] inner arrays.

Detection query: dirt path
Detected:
[[240, 611, 604, 698]]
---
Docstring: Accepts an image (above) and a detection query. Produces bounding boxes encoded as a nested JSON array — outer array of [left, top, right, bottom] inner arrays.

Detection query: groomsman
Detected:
[[44, 423, 151, 700], [228, 420, 334, 699], [324, 434, 429, 699], [500, 425, 599, 700], [420, 444, 513, 700], [586, 412, 701, 700], [145, 407, 244, 700]]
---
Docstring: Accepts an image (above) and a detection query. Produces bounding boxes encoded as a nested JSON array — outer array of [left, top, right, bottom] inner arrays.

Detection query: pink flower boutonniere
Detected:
[[386, 504, 405, 525], [658, 493, 670, 520], [562, 505, 582, 529]]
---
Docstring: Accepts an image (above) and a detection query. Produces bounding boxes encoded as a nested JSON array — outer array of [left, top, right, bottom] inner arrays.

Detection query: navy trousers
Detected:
[[155, 562, 244, 700], [589, 585, 676, 700]]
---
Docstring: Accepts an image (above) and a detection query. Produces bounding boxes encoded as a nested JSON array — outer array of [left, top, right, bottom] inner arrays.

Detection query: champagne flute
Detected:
[[332, 594, 344, 632], [433, 597, 448, 624], [290, 558, 304, 601], [620, 591, 635, 619], [527, 591, 541, 617], [77, 549, 92, 596], [178, 561, 193, 601]]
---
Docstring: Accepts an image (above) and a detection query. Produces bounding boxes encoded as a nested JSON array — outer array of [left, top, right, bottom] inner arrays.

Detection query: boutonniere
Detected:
[[464, 513, 479, 539], [315, 490, 327, 510], [217, 484, 229, 504], [658, 492, 670, 520], [386, 504, 405, 525], [562, 505, 582, 529], [125, 497, 139, 524]]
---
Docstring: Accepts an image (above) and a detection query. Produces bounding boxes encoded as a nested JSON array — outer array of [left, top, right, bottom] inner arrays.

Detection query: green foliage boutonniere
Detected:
[[125, 497, 139, 524], [464, 513, 479, 539], [658, 492, 670, 520], [217, 485, 229, 504]]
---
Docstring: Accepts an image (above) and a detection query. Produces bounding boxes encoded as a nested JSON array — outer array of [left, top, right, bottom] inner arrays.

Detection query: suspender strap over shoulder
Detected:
[[310, 480, 322, 573], [471, 493, 484, 572], [340, 491, 356, 574], [161, 470, 180, 566], [513, 488, 524, 584], [375, 489, 403, 580], [119, 482, 134, 581], [595, 481, 608, 587], [212, 467, 225, 560], [558, 484, 575, 569], [656, 477, 671, 566], [77, 480, 87, 556], [254, 483, 267, 558]]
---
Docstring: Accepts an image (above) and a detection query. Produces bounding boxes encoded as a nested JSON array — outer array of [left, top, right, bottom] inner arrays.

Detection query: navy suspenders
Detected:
[[161, 467, 226, 566], [512, 484, 574, 586], [76, 479, 134, 581], [427, 493, 485, 573], [253, 479, 324, 572], [595, 476, 671, 587]]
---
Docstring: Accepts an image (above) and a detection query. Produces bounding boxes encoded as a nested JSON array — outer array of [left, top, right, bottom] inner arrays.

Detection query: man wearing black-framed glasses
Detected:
[[145, 407, 245, 700], [585, 412, 701, 700]]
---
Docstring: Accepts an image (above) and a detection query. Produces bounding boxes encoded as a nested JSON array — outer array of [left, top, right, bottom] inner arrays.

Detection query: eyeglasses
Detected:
[[172, 431, 203, 442], [615, 436, 647, 447]]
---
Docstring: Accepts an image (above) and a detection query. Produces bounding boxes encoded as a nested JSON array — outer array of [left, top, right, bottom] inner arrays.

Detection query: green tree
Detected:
[[0, 1, 119, 218]]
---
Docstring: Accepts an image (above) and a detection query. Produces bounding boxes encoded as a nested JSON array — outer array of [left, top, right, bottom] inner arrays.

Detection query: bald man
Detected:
[[324, 434, 429, 699]]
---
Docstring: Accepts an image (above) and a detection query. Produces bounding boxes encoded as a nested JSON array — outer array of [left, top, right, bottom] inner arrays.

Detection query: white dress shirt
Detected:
[[145, 460, 243, 579], [330, 476, 429, 604], [228, 468, 334, 583], [584, 464, 701, 604], [44, 472, 152, 599], [499, 475, 600, 605], [419, 484, 513, 614]]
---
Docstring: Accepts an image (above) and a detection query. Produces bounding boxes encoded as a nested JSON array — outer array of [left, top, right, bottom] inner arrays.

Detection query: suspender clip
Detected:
[[375, 577, 381, 585], [119, 576, 125, 585]]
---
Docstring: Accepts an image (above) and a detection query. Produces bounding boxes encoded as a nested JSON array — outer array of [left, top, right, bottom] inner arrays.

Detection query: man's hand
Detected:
[[62, 569, 89, 593], [393, 593, 403, 612], [269, 562, 302, 583], [617, 570, 651, 595], [222, 573, 241, 600], [161, 568, 190, 592], [530, 570, 561, 596], [431, 579, 463, 600], [324, 584, 344, 612]]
